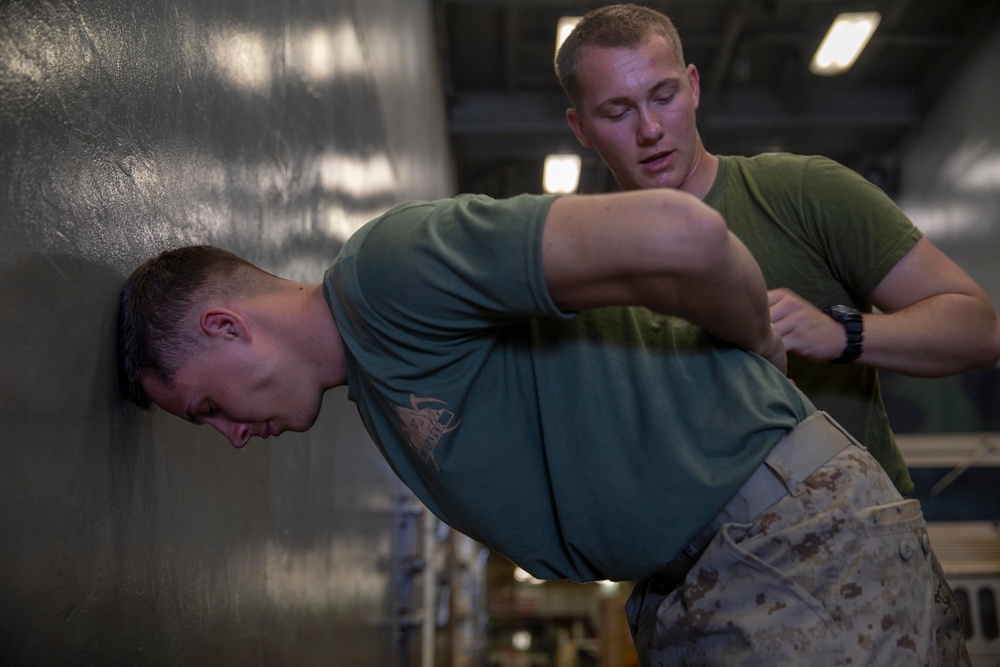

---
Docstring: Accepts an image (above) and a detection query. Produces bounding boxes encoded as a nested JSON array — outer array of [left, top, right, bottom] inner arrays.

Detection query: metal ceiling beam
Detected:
[[437, 0, 714, 5]]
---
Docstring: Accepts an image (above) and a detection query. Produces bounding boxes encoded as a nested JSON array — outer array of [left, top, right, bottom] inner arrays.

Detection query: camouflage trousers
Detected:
[[626, 442, 969, 666]]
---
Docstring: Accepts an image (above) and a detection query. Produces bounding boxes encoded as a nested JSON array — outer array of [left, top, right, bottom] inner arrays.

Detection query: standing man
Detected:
[[555, 3, 1000, 496], [120, 188, 966, 664]]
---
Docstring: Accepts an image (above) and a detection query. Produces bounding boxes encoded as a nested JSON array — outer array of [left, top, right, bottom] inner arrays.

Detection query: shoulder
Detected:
[[718, 153, 818, 190], [358, 194, 558, 249], [724, 153, 846, 183], [329, 193, 564, 323], [724, 153, 890, 201]]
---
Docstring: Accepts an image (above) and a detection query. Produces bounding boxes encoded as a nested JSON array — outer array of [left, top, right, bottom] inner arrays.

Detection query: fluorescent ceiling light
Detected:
[[810, 12, 881, 76], [543, 153, 582, 193], [555, 16, 581, 56]]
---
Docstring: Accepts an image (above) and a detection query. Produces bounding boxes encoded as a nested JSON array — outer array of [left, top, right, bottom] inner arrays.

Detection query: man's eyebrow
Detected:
[[594, 77, 679, 110], [648, 77, 681, 95], [596, 95, 632, 110]]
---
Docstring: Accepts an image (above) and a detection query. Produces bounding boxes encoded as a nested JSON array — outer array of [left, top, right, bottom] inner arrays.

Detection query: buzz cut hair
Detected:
[[117, 245, 275, 408], [555, 4, 685, 107]]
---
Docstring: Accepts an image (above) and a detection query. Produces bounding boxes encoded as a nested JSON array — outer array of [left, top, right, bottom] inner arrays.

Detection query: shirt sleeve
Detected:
[[351, 193, 569, 336], [799, 156, 922, 298]]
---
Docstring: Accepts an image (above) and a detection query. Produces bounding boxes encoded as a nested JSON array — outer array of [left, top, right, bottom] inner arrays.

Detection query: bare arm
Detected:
[[865, 238, 1000, 375], [770, 238, 1000, 376], [542, 190, 786, 372]]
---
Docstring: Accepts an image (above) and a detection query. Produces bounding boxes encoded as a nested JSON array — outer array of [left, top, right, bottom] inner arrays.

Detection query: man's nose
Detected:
[[209, 420, 251, 449], [637, 109, 663, 142]]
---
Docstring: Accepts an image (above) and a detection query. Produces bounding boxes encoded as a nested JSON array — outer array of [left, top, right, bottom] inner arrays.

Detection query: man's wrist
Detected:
[[822, 305, 863, 364]]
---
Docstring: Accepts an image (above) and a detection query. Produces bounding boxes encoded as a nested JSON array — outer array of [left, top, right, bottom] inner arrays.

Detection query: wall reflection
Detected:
[[211, 27, 272, 92], [0, 0, 453, 664]]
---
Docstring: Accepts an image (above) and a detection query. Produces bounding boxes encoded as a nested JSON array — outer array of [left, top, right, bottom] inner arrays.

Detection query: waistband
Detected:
[[654, 411, 859, 587]]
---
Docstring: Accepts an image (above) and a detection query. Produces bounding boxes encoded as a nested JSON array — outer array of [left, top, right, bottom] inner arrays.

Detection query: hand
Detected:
[[768, 288, 847, 363]]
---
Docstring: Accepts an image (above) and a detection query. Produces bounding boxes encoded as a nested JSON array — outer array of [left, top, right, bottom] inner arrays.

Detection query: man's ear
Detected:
[[687, 63, 701, 109], [566, 108, 594, 148], [200, 308, 251, 341]]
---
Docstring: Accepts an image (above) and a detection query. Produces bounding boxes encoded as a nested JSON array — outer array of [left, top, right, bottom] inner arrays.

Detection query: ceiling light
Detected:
[[512, 630, 532, 651], [555, 16, 581, 56], [810, 12, 881, 76], [543, 153, 582, 194]]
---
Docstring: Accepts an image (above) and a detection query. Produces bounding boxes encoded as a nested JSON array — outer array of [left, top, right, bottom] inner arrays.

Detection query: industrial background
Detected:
[[1, 0, 998, 665]]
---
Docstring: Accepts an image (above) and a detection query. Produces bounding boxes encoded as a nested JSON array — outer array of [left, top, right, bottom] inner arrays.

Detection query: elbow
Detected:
[[631, 189, 731, 278], [908, 323, 1000, 378], [965, 296, 1000, 370], [667, 196, 730, 273], [929, 298, 1000, 374], [691, 206, 730, 253], [971, 309, 1000, 370], [954, 320, 1000, 373], [944, 323, 1000, 375], [690, 210, 743, 282]]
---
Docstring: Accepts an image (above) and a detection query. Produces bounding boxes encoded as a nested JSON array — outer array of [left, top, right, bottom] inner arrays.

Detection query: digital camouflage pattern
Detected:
[[626, 444, 969, 666]]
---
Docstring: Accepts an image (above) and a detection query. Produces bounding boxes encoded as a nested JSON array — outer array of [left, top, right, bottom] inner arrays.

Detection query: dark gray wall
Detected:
[[0, 0, 453, 664]]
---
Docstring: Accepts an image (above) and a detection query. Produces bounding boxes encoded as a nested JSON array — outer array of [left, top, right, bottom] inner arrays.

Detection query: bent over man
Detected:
[[119, 189, 969, 664]]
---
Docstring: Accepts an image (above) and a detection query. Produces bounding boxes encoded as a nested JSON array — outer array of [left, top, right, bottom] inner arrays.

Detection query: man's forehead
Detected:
[[578, 37, 682, 92], [140, 371, 193, 421]]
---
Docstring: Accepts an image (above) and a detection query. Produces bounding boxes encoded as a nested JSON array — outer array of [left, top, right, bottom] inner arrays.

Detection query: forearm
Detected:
[[860, 295, 1000, 376], [670, 229, 775, 356], [542, 190, 784, 367], [841, 236, 1000, 376]]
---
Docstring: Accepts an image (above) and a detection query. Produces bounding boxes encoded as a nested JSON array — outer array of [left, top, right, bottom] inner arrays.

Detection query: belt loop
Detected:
[[763, 449, 805, 498], [764, 411, 855, 498]]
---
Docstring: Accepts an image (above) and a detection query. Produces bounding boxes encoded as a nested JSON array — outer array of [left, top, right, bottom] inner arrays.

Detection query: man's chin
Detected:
[[272, 403, 325, 437], [292, 410, 322, 433], [640, 171, 683, 191]]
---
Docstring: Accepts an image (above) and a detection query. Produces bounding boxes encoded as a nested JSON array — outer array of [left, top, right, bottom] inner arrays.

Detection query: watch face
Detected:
[[823, 304, 864, 363], [825, 305, 861, 320]]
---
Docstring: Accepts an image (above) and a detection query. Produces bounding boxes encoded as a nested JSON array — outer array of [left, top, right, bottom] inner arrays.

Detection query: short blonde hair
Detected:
[[555, 4, 685, 106]]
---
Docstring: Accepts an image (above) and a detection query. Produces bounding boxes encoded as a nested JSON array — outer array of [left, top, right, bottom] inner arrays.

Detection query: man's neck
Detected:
[[274, 282, 350, 389], [681, 148, 719, 200]]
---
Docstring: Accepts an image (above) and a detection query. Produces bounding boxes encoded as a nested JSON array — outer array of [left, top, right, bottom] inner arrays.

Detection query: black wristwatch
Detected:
[[822, 305, 864, 364]]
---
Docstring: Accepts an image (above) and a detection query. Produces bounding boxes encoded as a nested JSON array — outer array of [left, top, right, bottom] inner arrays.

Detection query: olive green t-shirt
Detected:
[[705, 154, 922, 495], [326, 193, 814, 582]]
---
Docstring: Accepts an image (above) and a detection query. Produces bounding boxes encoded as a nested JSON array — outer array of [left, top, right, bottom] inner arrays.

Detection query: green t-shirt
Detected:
[[704, 154, 922, 495], [326, 193, 814, 582]]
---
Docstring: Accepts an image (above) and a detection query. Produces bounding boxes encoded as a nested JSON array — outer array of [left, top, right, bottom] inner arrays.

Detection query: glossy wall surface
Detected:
[[880, 18, 1000, 438], [0, 0, 454, 664]]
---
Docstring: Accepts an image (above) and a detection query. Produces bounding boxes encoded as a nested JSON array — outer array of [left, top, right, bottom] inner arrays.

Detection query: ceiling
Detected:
[[434, 0, 1000, 199]]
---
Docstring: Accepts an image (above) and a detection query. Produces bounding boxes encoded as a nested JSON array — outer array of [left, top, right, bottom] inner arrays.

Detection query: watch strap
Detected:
[[822, 305, 863, 364]]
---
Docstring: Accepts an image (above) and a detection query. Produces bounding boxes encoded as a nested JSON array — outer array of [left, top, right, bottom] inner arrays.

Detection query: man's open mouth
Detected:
[[641, 151, 670, 164]]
